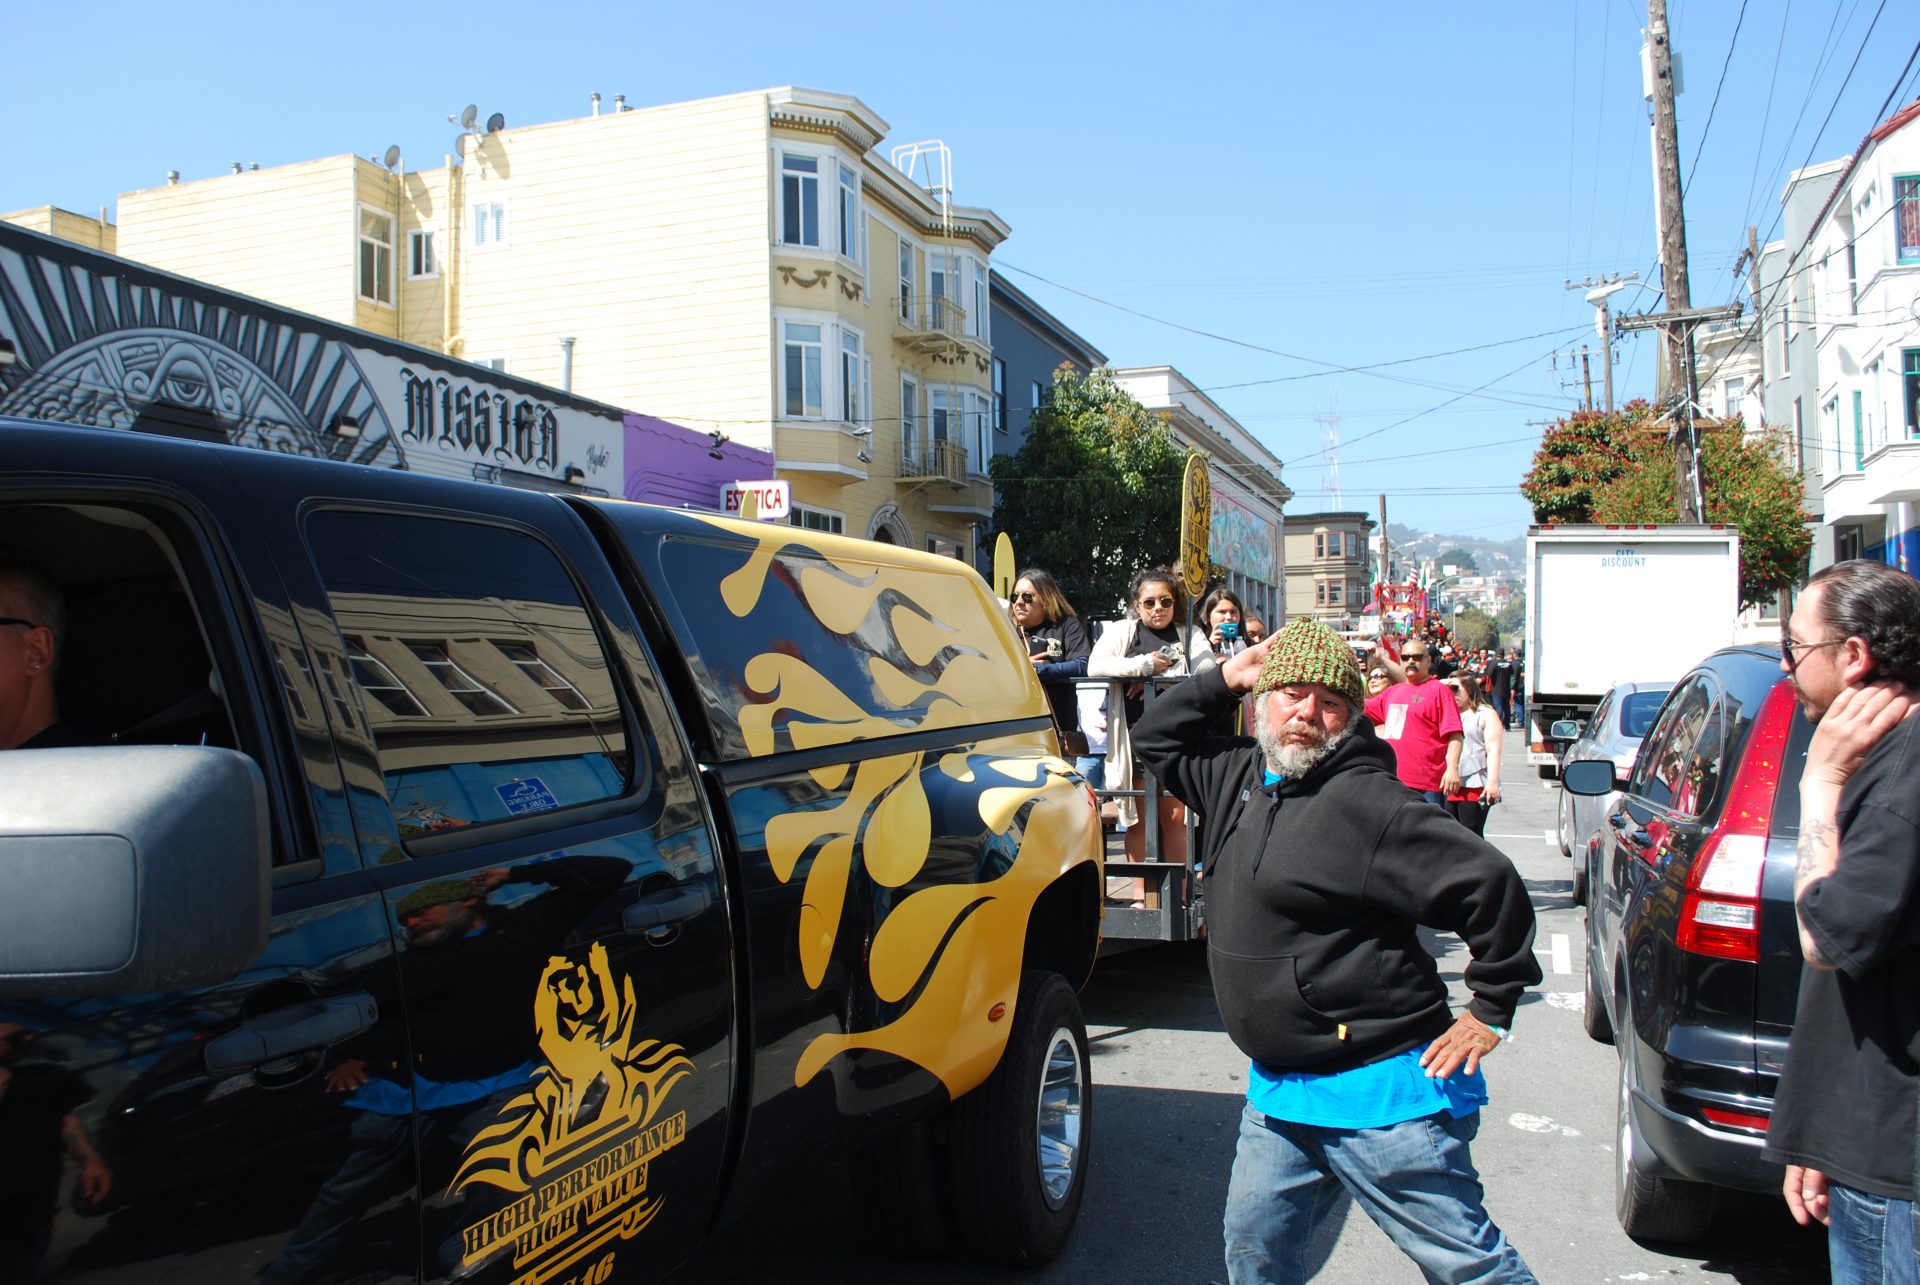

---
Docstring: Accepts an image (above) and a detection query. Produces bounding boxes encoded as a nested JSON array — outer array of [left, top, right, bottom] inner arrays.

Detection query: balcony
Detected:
[[892, 295, 987, 362], [900, 432, 971, 485], [1866, 432, 1920, 505]]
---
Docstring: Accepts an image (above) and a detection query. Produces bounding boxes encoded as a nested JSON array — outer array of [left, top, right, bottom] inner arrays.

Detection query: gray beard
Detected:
[[1255, 698, 1357, 779]]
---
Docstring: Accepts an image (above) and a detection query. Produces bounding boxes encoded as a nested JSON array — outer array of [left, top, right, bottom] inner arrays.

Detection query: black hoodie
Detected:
[[1134, 666, 1541, 1072]]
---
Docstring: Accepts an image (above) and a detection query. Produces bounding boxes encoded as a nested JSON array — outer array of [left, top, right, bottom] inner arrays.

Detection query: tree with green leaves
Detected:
[[989, 367, 1193, 616], [1436, 547, 1479, 574], [1451, 608, 1498, 652], [1520, 406, 1810, 610]]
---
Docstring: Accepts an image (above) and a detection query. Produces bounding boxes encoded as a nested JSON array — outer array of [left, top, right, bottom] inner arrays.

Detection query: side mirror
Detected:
[[0, 746, 271, 997], [1562, 758, 1617, 797], [1549, 719, 1582, 740]]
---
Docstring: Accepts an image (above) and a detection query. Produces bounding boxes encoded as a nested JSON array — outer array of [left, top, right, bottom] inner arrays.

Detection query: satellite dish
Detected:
[[382, 144, 402, 171], [485, 112, 506, 134], [459, 104, 479, 132]]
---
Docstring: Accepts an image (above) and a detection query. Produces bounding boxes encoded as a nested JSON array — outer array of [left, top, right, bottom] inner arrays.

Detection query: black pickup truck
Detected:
[[0, 419, 1104, 1284]]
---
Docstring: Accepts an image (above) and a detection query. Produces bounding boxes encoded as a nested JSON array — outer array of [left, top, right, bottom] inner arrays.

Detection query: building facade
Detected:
[[987, 270, 1106, 459], [1110, 367, 1292, 630], [10, 88, 1008, 561], [1756, 100, 1920, 574], [1282, 512, 1375, 629]]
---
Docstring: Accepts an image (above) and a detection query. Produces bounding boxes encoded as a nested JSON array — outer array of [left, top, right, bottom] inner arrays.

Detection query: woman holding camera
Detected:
[[1088, 568, 1216, 901], [1198, 586, 1249, 656], [1008, 567, 1091, 747]]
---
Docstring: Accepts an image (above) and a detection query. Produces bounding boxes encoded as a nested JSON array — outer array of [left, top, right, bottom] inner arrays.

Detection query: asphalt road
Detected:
[[671, 728, 1830, 1284]]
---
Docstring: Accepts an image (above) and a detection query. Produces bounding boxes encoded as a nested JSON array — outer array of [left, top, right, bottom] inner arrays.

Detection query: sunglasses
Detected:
[[1139, 596, 1176, 609], [1012, 592, 1039, 603], [1780, 634, 1844, 673], [1403, 652, 1430, 661]]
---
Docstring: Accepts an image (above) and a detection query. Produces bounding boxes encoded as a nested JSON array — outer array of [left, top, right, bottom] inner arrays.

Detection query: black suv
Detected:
[[1568, 645, 1812, 1243]]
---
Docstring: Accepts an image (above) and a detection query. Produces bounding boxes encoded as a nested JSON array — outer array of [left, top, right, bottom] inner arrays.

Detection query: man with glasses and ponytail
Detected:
[[1763, 560, 1920, 1281], [0, 547, 68, 751]]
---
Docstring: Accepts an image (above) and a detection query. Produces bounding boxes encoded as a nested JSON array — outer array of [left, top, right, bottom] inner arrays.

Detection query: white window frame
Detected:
[[471, 199, 508, 251], [788, 503, 846, 535], [930, 387, 952, 443], [992, 358, 1006, 433], [837, 160, 866, 268], [900, 373, 919, 460], [357, 204, 394, 306], [971, 390, 991, 470], [408, 228, 437, 279], [898, 237, 915, 321], [971, 258, 990, 342], [839, 326, 869, 425], [779, 151, 821, 249], [780, 318, 825, 420]]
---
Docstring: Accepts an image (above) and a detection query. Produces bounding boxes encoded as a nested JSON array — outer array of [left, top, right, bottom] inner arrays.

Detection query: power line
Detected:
[[1682, 0, 1749, 202]]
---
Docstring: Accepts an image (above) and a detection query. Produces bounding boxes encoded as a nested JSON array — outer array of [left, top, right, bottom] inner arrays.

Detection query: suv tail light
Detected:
[[1675, 680, 1798, 963]]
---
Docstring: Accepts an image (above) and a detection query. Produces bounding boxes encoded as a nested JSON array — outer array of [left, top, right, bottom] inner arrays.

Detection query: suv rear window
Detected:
[[656, 530, 1043, 759], [304, 509, 632, 840]]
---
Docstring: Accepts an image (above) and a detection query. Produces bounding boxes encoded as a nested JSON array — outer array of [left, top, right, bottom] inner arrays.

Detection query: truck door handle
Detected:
[[204, 993, 378, 1075], [623, 886, 711, 932]]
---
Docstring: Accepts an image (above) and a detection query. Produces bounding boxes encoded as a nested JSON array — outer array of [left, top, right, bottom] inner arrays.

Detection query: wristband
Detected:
[[1486, 1023, 1510, 1042]]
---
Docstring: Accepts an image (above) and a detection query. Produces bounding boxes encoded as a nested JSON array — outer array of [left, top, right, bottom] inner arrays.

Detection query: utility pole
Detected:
[[1645, 0, 1702, 519], [1566, 274, 1637, 412], [1581, 346, 1594, 412]]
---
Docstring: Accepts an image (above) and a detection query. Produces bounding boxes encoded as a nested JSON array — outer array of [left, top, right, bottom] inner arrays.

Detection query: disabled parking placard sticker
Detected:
[[496, 777, 560, 816]]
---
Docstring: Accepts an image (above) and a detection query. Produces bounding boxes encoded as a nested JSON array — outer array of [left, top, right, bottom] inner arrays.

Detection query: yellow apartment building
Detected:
[[1282, 511, 1377, 629], [10, 88, 1006, 558]]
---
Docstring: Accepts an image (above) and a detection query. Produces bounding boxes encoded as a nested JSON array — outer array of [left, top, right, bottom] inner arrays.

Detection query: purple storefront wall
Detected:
[[622, 413, 776, 510]]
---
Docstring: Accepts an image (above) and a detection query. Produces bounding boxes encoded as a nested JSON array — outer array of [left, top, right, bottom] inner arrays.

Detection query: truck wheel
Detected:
[[1537, 763, 1559, 781], [946, 970, 1091, 1266], [1616, 1027, 1712, 1242], [850, 1115, 956, 1258]]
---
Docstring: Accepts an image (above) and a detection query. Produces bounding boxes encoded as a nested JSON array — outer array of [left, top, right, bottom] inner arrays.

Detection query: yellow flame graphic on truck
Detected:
[[701, 517, 1100, 1099]]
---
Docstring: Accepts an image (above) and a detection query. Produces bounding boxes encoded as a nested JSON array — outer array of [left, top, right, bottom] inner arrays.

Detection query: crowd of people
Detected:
[[1004, 564, 1528, 865]]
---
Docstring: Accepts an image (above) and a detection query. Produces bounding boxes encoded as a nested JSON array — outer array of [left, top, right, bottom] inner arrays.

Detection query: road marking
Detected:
[[1530, 933, 1571, 974], [1508, 1112, 1581, 1137], [1543, 828, 1557, 846], [1542, 991, 1584, 1012]]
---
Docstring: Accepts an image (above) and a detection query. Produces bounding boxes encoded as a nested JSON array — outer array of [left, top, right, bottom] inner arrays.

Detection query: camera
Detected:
[[1219, 621, 1240, 640], [1157, 643, 1183, 662]]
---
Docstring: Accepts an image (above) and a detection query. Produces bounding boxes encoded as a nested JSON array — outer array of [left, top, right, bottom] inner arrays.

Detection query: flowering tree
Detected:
[[1521, 406, 1811, 610]]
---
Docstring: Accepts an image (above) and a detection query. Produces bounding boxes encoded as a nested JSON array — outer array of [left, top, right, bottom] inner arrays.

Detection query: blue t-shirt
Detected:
[[1245, 769, 1488, 1128]]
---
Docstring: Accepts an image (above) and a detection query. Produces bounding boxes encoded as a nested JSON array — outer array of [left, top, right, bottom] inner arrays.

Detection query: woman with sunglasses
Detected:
[[1088, 568, 1216, 902], [1007, 568, 1091, 750], [1442, 676, 1504, 835]]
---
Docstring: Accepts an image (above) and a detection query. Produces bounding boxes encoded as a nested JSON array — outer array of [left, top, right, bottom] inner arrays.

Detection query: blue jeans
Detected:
[[1420, 790, 1450, 807], [1223, 1104, 1536, 1285], [1827, 1180, 1917, 1284]]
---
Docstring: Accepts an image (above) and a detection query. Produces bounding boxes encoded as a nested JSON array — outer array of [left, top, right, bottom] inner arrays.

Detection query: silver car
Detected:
[[1554, 680, 1672, 904]]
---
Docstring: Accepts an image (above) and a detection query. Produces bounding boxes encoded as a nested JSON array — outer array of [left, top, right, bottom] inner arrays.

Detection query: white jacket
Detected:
[[1086, 618, 1217, 826]]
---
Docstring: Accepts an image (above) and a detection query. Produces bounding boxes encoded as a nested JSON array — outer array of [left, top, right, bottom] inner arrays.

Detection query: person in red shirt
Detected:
[[1365, 639, 1464, 804]]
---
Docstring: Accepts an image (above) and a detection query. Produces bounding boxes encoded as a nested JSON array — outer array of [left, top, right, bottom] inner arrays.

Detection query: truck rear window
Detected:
[[657, 530, 1045, 759]]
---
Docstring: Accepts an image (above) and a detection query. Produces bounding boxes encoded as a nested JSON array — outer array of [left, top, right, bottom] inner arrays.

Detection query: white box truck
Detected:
[[1524, 524, 1740, 777]]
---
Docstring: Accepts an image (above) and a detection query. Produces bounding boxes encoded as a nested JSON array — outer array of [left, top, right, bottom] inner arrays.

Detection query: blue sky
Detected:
[[7, 1, 1917, 539]]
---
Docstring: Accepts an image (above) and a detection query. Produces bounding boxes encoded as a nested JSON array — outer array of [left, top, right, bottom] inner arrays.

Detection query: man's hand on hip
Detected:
[[1419, 1011, 1502, 1079]]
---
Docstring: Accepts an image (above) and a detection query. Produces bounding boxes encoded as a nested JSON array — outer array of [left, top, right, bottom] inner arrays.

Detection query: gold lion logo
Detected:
[[452, 943, 692, 1282]]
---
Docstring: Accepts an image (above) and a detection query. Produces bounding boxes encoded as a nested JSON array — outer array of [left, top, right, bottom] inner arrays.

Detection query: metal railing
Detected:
[[898, 430, 970, 485]]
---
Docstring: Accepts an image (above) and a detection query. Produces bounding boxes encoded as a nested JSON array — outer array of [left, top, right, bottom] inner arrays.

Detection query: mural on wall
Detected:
[[1209, 488, 1278, 581], [0, 225, 624, 486]]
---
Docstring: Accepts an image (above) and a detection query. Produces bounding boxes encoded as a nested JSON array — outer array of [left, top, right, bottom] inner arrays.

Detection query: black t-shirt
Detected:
[[1765, 714, 1920, 1199], [1123, 622, 1182, 726], [1489, 661, 1515, 700]]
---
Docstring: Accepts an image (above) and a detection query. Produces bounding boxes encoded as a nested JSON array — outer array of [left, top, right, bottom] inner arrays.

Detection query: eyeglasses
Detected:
[[1012, 592, 1039, 603], [0, 617, 39, 630], [1139, 596, 1175, 609], [1403, 652, 1430, 662], [1781, 634, 1845, 674]]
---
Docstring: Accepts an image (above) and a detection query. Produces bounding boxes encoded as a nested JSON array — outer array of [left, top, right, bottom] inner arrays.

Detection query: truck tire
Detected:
[[945, 970, 1091, 1266], [1537, 763, 1558, 781], [1616, 1027, 1713, 1243], [850, 1115, 956, 1258]]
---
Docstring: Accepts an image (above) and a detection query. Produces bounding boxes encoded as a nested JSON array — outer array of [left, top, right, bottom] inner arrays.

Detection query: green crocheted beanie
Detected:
[[1253, 618, 1366, 706]]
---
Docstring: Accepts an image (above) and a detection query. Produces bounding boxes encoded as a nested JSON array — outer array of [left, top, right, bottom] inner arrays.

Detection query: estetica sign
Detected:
[[720, 480, 791, 520]]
